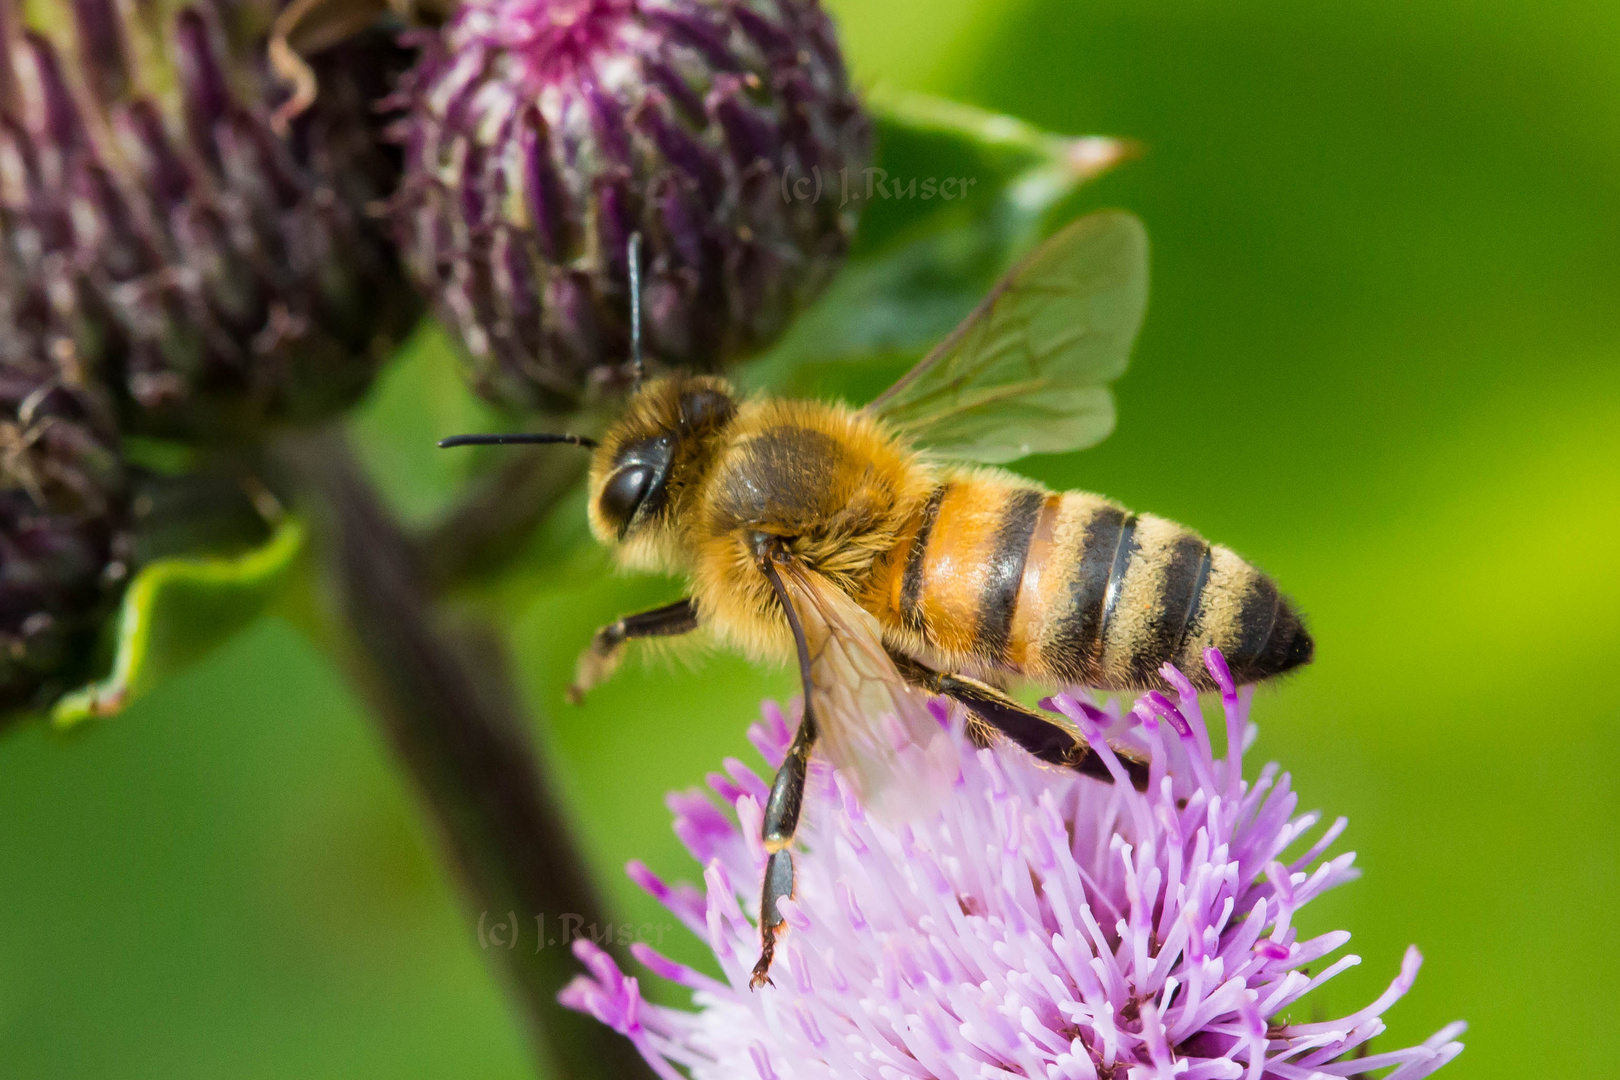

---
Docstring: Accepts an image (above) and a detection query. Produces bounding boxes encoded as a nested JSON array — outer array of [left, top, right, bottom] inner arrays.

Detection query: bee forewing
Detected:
[[866, 210, 1148, 465], [780, 564, 960, 823]]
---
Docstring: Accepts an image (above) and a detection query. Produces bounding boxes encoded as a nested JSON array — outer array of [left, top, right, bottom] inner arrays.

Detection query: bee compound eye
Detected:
[[601, 465, 655, 530]]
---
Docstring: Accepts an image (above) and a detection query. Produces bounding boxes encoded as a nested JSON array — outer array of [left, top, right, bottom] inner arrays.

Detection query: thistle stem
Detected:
[[273, 426, 652, 1080]]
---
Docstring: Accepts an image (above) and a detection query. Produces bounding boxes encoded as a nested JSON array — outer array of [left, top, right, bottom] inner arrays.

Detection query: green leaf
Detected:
[[50, 518, 307, 728]]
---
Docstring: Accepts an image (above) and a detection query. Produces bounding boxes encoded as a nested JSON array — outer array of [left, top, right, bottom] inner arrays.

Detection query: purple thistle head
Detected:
[[0, 353, 130, 713], [391, 0, 870, 410], [562, 651, 1465, 1079], [0, 0, 418, 441]]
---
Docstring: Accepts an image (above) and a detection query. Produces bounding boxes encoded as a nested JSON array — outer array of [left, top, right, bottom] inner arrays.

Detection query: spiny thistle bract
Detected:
[[0, 354, 130, 712], [392, 0, 871, 411], [0, 0, 418, 442], [562, 651, 1466, 1080]]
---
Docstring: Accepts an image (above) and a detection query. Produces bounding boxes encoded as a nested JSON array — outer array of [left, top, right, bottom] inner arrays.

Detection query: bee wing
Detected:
[[866, 211, 1148, 465], [775, 560, 959, 822]]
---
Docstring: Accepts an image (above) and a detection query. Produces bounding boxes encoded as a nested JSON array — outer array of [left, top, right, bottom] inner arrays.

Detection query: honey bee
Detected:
[[441, 215, 1313, 987]]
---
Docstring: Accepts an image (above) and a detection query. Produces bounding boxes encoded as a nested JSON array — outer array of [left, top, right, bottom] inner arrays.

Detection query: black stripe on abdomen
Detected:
[[974, 488, 1044, 661], [1130, 532, 1210, 684], [899, 484, 948, 632], [1176, 543, 1215, 657], [1047, 505, 1129, 680], [1098, 514, 1140, 647], [1228, 571, 1281, 678]]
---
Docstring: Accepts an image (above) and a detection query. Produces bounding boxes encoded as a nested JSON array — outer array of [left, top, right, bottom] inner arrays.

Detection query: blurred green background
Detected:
[[3, 0, 1616, 1076]]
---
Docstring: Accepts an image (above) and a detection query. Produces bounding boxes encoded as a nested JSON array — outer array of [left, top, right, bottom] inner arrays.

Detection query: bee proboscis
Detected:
[[442, 215, 1313, 987]]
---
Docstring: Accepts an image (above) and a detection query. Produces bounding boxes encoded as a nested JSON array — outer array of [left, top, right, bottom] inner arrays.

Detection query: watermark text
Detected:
[[781, 165, 979, 207], [478, 911, 675, 952]]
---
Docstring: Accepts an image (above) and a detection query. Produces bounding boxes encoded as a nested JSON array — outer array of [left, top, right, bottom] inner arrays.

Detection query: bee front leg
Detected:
[[566, 598, 698, 703]]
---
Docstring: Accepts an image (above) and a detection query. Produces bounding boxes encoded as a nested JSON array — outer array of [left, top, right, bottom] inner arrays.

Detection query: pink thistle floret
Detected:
[[562, 651, 1465, 1079]]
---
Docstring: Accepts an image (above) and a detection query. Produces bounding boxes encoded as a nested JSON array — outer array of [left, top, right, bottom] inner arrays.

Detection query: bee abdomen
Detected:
[[1023, 496, 1312, 691], [882, 484, 1311, 691]]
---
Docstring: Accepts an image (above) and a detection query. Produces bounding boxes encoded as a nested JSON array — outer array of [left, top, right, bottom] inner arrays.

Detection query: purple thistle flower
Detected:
[[391, 0, 870, 410], [562, 650, 1465, 1079]]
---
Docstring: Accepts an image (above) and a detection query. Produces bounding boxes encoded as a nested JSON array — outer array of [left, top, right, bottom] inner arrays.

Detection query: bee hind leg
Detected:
[[887, 650, 1150, 791], [567, 598, 698, 703]]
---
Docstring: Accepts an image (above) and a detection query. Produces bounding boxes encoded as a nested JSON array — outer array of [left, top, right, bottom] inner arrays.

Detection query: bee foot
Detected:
[[570, 641, 624, 702]]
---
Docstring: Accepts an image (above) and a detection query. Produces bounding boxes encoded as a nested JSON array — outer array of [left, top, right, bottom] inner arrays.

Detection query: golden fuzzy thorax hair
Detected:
[[586, 374, 937, 663]]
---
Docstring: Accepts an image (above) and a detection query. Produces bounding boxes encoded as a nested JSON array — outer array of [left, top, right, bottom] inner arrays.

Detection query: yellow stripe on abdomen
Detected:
[[910, 478, 1006, 656]]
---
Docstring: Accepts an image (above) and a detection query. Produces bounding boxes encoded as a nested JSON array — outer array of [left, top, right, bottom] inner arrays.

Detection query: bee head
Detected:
[[586, 374, 737, 550]]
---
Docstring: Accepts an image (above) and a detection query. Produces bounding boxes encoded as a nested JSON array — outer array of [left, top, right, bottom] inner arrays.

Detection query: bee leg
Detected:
[[750, 540, 820, 989], [566, 598, 698, 703], [887, 650, 1149, 791]]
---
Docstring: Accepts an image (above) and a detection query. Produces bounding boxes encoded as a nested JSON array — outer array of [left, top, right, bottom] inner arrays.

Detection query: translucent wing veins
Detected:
[[771, 557, 957, 822], [867, 211, 1148, 465]]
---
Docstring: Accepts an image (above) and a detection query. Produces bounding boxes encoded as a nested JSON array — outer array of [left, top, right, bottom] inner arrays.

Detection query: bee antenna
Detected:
[[437, 433, 599, 450], [628, 231, 644, 389]]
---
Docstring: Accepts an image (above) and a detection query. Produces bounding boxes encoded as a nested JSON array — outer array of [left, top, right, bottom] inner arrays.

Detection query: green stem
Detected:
[[273, 426, 653, 1080]]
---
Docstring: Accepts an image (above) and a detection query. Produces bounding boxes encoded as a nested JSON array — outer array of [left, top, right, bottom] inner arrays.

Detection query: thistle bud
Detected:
[[393, 0, 870, 410], [0, 1, 418, 441], [0, 354, 130, 712]]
